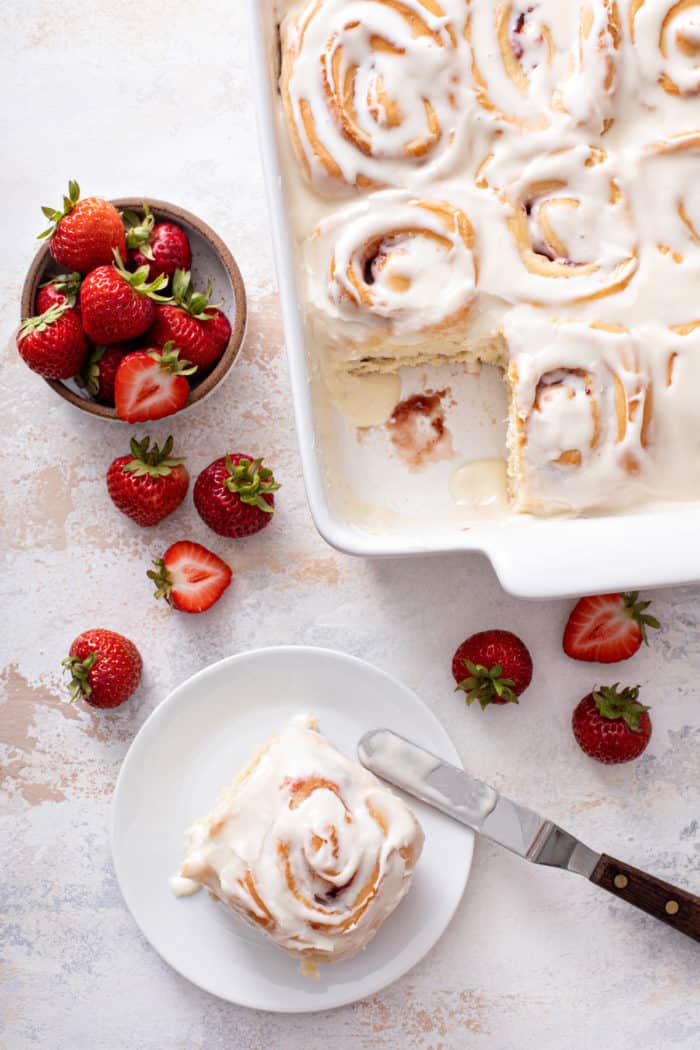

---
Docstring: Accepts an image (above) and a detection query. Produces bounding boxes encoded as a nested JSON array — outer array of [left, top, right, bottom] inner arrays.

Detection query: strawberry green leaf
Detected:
[[61, 650, 97, 703], [455, 659, 518, 709], [622, 592, 661, 645], [593, 683, 650, 732], [223, 455, 280, 512]]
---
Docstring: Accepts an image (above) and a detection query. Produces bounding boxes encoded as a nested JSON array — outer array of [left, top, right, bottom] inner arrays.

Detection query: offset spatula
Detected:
[[358, 729, 700, 942]]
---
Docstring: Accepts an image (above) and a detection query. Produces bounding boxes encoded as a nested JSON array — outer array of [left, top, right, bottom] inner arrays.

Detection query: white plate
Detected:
[[111, 646, 473, 1012]]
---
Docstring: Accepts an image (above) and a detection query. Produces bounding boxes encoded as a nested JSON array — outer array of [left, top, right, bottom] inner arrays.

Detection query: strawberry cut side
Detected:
[[114, 344, 195, 422], [148, 541, 232, 614], [563, 592, 660, 664]]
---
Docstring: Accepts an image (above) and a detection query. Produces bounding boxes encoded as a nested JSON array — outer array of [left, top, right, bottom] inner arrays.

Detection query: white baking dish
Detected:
[[247, 1, 700, 599]]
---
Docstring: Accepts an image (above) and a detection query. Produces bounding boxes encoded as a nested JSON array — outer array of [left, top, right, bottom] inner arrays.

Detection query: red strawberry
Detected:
[[36, 271, 82, 314], [16, 304, 87, 379], [194, 454, 280, 538], [80, 250, 170, 345], [148, 269, 231, 371], [572, 684, 651, 764], [62, 628, 142, 709], [107, 435, 189, 526], [39, 180, 126, 273], [204, 306, 232, 359], [123, 203, 192, 281], [563, 592, 660, 664], [114, 342, 196, 423], [452, 629, 533, 708], [78, 343, 131, 404], [148, 540, 232, 614]]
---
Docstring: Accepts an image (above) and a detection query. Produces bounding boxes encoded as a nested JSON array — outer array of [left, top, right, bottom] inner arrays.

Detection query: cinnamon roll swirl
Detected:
[[308, 190, 487, 371], [629, 0, 700, 98], [280, 0, 469, 194], [177, 716, 424, 969], [506, 313, 653, 513], [640, 132, 700, 266], [477, 142, 638, 305], [466, 0, 621, 133]]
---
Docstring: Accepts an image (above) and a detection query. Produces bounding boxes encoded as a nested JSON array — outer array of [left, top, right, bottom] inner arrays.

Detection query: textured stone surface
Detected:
[[1, 3, 699, 1048]]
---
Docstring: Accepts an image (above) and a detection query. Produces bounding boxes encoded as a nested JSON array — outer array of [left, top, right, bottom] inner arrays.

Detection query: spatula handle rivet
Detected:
[[665, 900, 680, 916], [613, 874, 629, 889]]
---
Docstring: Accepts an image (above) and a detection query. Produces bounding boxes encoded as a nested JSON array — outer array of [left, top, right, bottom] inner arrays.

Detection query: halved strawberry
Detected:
[[114, 342, 196, 422], [148, 540, 232, 614], [563, 592, 660, 663]]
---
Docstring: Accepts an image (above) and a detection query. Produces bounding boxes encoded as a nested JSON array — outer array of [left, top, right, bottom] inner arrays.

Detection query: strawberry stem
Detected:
[[455, 659, 519, 709], [123, 202, 155, 253], [223, 455, 280, 512], [61, 651, 97, 702], [170, 268, 221, 319], [18, 303, 69, 340], [593, 683, 649, 731], [38, 179, 81, 239], [39, 270, 82, 305], [76, 345, 107, 395], [622, 592, 660, 645], [147, 559, 174, 605], [147, 342, 197, 377], [123, 435, 185, 478], [112, 248, 172, 302]]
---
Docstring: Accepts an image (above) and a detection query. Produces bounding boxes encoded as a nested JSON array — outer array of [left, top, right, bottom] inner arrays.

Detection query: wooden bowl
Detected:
[[20, 197, 247, 420]]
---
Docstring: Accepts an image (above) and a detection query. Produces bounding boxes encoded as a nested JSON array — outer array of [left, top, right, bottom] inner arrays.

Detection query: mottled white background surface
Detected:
[[1, 3, 699, 1048]]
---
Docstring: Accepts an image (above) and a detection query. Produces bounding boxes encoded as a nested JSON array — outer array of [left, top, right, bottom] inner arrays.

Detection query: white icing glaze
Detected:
[[467, 0, 621, 133], [276, 0, 700, 514], [506, 308, 700, 513], [281, 0, 471, 195], [176, 716, 424, 966], [307, 190, 478, 359], [630, 0, 700, 99], [449, 459, 509, 513], [169, 875, 201, 898]]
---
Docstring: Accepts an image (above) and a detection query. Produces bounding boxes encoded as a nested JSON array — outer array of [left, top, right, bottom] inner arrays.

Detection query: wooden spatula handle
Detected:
[[591, 853, 700, 942]]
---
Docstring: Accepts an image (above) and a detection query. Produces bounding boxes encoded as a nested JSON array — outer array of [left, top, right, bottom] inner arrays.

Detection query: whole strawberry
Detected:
[[114, 343, 196, 422], [107, 435, 189, 526], [39, 180, 126, 273], [452, 629, 533, 708], [80, 249, 170, 345], [194, 454, 280, 538], [16, 304, 87, 379], [62, 628, 142, 709], [148, 269, 231, 371], [124, 203, 192, 281], [572, 684, 651, 764], [564, 592, 660, 663], [36, 271, 81, 315], [78, 343, 131, 404]]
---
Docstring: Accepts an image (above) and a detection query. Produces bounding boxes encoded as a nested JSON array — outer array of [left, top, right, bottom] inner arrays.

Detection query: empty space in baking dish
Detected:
[[310, 357, 514, 539]]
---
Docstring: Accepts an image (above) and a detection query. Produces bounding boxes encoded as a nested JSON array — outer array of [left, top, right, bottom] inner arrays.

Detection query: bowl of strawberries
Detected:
[[18, 182, 246, 422]]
